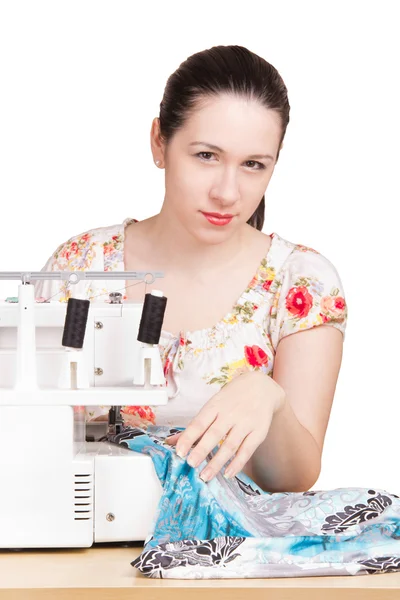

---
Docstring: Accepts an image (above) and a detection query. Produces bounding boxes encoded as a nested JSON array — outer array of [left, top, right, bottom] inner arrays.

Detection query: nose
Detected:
[[210, 167, 241, 208]]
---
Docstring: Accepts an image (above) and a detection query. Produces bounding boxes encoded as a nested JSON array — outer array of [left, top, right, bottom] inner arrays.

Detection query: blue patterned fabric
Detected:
[[106, 425, 400, 579]]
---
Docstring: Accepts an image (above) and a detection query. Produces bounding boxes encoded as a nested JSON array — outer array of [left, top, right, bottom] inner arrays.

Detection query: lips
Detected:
[[202, 212, 234, 226], [203, 212, 234, 218]]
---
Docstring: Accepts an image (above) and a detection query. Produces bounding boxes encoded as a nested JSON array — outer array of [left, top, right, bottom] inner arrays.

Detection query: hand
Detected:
[[165, 370, 286, 482]]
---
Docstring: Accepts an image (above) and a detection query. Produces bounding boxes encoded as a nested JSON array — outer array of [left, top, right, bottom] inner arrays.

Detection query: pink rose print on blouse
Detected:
[[244, 345, 269, 368], [121, 405, 156, 428], [320, 295, 347, 323], [285, 285, 314, 318]]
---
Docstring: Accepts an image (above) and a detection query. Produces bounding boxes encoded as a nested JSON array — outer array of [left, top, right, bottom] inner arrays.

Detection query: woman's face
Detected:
[[152, 94, 283, 242]]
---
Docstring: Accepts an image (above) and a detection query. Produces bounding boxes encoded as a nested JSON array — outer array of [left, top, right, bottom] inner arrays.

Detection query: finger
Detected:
[[164, 432, 182, 445], [198, 428, 247, 482], [223, 431, 264, 479], [175, 407, 217, 458], [185, 421, 231, 468]]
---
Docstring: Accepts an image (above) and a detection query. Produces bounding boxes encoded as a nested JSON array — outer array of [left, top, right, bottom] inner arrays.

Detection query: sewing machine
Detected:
[[0, 271, 167, 549]]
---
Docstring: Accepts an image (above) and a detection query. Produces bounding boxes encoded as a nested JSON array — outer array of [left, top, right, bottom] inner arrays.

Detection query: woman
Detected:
[[35, 45, 347, 494]]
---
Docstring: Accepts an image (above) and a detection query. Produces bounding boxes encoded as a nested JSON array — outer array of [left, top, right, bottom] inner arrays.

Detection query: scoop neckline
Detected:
[[121, 217, 278, 341]]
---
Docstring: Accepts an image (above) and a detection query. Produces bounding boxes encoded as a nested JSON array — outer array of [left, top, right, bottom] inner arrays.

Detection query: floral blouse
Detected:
[[34, 217, 348, 428]]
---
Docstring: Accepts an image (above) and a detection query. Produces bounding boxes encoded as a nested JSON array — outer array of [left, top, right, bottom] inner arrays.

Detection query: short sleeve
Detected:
[[267, 248, 348, 352], [34, 232, 101, 302]]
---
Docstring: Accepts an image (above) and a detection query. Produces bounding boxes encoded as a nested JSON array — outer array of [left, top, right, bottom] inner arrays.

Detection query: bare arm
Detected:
[[243, 324, 344, 492]]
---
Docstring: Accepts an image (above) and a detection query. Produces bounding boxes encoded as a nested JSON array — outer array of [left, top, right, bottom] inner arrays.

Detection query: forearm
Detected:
[[245, 396, 322, 493]]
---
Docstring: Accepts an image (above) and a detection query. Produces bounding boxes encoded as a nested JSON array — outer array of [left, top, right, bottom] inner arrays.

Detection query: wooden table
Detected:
[[1, 544, 399, 599]]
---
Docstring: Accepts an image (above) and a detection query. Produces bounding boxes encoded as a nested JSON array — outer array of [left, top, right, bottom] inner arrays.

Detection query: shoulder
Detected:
[[35, 218, 135, 302], [265, 234, 348, 346], [273, 233, 344, 287], [275, 234, 347, 322], [47, 219, 134, 271]]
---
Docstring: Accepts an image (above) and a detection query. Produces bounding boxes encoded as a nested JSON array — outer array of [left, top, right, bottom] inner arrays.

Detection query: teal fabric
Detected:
[[107, 425, 400, 579]]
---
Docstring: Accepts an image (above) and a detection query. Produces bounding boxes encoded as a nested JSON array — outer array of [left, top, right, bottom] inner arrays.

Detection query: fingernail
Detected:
[[176, 446, 188, 458], [200, 469, 212, 482], [224, 468, 233, 479], [176, 441, 187, 453]]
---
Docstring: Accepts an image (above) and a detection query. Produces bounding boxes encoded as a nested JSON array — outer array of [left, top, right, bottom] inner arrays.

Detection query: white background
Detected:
[[0, 1, 399, 493]]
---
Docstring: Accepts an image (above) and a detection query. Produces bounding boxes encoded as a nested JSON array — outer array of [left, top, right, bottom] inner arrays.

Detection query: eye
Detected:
[[197, 152, 214, 161], [245, 160, 266, 171], [196, 152, 266, 170]]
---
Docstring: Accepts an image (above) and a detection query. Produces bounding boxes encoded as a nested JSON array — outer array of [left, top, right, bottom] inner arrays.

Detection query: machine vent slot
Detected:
[[74, 473, 93, 521]]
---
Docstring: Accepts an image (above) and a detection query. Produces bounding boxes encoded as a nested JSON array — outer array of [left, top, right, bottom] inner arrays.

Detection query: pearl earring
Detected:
[[155, 160, 161, 166]]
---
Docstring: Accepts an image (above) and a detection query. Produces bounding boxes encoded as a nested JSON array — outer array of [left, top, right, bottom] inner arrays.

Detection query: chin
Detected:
[[193, 227, 234, 245]]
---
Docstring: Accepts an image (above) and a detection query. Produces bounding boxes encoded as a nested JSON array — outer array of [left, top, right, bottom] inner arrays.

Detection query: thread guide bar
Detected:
[[0, 271, 164, 285]]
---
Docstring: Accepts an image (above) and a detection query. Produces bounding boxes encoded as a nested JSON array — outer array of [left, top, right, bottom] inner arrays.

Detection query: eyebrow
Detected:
[[189, 141, 275, 161]]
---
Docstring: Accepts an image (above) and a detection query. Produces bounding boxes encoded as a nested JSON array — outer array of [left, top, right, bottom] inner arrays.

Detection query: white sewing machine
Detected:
[[0, 271, 168, 549]]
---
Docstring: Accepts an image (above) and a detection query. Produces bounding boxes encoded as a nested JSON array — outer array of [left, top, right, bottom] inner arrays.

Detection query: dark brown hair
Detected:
[[157, 45, 290, 230]]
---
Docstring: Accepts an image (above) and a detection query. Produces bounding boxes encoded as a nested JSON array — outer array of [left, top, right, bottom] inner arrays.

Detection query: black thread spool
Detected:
[[137, 291, 167, 345], [62, 298, 90, 349]]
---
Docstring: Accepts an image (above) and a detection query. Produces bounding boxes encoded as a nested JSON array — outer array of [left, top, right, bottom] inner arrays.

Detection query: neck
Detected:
[[146, 208, 250, 273]]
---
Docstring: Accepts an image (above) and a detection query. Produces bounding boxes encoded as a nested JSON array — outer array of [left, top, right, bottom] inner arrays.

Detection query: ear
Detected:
[[150, 117, 165, 167]]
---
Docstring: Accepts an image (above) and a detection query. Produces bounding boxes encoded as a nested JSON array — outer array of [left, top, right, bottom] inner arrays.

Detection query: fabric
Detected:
[[35, 217, 348, 426], [105, 424, 400, 579]]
